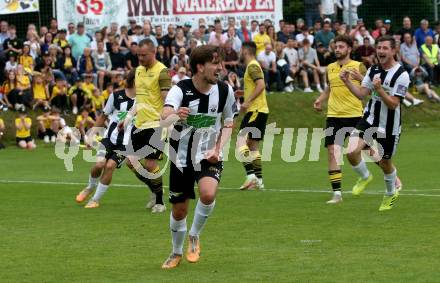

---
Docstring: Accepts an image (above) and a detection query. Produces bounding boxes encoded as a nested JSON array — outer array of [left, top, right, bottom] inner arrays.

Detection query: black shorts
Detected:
[[98, 138, 126, 168], [129, 126, 163, 159], [325, 117, 361, 147], [352, 119, 400, 160], [16, 136, 32, 143], [239, 111, 268, 141], [169, 160, 223, 204]]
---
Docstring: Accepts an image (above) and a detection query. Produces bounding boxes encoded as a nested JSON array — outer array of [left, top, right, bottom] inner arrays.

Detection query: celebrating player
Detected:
[[75, 69, 136, 208], [160, 45, 236, 269], [236, 41, 269, 190], [340, 36, 409, 211], [314, 35, 366, 204]]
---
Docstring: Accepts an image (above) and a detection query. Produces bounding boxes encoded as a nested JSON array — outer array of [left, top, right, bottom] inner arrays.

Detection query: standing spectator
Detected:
[[250, 20, 259, 39], [171, 67, 190, 85], [78, 47, 96, 86], [296, 26, 314, 47], [155, 25, 167, 47], [125, 42, 139, 70], [223, 41, 239, 74], [357, 37, 376, 68], [119, 26, 131, 54], [315, 21, 335, 48], [304, 0, 321, 28], [340, 0, 362, 28], [163, 24, 176, 58], [3, 25, 22, 57], [93, 41, 112, 90], [400, 32, 420, 74], [186, 39, 198, 56], [66, 23, 76, 40], [225, 26, 242, 53], [237, 19, 252, 43], [131, 25, 143, 44], [253, 23, 271, 56], [257, 43, 283, 92], [155, 45, 170, 68], [320, 0, 337, 21], [183, 22, 193, 40], [191, 29, 206, 46], [171, 28, 187, 55], [69, 22, 91, 60], [48, 18, 59, 37], [352, 25, 375, 46], [40, 32, 53, 54], [415, 19, 435, 48], [0, 20, 9, 54], [420, 36, 440, 84], [384, 19, 393, 35], [398, 17, 414, 40], [298, 38, 323, 92], [25, 30, 40, 59], [15, 109, 36, 149], [53, 29, 69, 49]]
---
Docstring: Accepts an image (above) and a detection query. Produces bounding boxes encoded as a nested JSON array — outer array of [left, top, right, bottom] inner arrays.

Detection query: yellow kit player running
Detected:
[[237, 41, 269, 190]]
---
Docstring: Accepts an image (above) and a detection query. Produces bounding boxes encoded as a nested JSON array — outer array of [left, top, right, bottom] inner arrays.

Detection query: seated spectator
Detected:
[[299, 39, 323, 92], [237, 18, 252, 43], [101, 82, 113, 101], [209, 20, 228, 47], [253, 23, 271, 55], [277, 24, 293, 44], [411, 67, 440, 102], [283, 38, 309, 91], [11, 65, 32, 110], [352, 25, 375, 46], [226, 71, 241, 91], [3, 25, 22, 57], [2, 71, 16, 109], [420, 36, 440, 84], [257, 43, 283, 92], [415, 19, 435, 48], [78, 47, 97, 85], [109, 41, 125, 72], [0, 84, 11, 111], [170, 47, 190, 73], [75, 107, 95, 142], [125, 42, 139, 70], [315, 21, 335, 48], [171, 67, 190, 85], [32, 72, 50, 111], [171, 28, 187, 55], [274, 41, 292, 92], [57, 45, 78, 85], [224, 41, 239, 74], [156, 45, 170, 68], [350, 38, 362, 61], [225, 26, 242, 53], [93, 41, 112, 90], [50, 77, 69, 112], [34, 51, 55, 84], [357, 37, 376, 68], [91, 88, 105, 118], [53, 29, 69, 49], [400, 32, 421, 74], [186, 39, 198, 56], [5, 51, 18, 73], [118, 25, 131, 54], [68, 77, 89, 114], [296, 26, 314, 47], [82, 73, 96, 98], [40, 32, 53, 54], [316, 42, 335, 87], [15, 109, 36, 149], [25, 30, 41, 59]]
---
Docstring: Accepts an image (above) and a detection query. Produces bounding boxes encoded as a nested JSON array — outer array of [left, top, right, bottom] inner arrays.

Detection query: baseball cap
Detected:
[[184, 22, 192, 27], [385, 19, 391, 24], [324, 18, 332, 23]]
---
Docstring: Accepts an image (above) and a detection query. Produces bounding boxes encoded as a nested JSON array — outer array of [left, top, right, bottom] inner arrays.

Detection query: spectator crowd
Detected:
[[0, 13, 439, 149]]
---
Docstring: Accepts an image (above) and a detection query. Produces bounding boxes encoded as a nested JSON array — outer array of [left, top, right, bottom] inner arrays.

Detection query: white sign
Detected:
[[0, 0, 39, 15], [56, 0, 282, 32]]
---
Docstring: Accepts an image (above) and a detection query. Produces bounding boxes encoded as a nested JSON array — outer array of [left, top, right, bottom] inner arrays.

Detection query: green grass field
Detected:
[[1, 92, 440, 282]]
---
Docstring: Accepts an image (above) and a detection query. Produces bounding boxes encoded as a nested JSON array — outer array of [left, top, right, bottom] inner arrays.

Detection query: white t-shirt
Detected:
[[257, 51, 276, 69], [283, 47, 299, 67], [171, 74, 190, 85], [296, 33, 315, 45], [321, 0, 336, 15]]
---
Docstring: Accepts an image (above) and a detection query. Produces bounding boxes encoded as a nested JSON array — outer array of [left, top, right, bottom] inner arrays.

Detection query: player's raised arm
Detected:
[[340, 69, 370, 99]]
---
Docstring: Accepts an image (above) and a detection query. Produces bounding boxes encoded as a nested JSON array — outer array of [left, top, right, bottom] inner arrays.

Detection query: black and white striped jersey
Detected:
[[103, 89, 135, 146], [361, 63, 410, 136], [164, 79, 237, 167]]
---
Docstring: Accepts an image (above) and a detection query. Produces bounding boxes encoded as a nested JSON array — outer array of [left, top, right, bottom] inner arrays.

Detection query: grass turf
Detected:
[[1, 123, 440, 282]]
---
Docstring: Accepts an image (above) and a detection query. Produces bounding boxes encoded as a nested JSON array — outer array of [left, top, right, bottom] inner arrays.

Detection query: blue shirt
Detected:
[[68, 33, 91, 60], [414, 28, 434, 48]]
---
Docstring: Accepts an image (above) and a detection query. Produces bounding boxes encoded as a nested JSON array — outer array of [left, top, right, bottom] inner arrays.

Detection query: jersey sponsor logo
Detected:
[[185, 90, 193, 96], [118, 95, 124, 100]]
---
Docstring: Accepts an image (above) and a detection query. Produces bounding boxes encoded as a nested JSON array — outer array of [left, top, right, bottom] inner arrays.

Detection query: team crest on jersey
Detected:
[[210, 105, 217, 113]]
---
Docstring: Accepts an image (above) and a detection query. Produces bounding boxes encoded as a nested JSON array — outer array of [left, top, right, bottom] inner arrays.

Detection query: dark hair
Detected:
[[138, 38, 155, 48], [126, 69, 136, 88], [334, 35, 353, 48], [377, 35, 396, 48], [190, 45, 224, 74], [242, 41, 257, 56]]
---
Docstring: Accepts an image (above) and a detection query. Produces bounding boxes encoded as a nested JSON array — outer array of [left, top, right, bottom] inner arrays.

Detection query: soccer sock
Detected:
[[384, 169, 397, 196], [87, 175, 99, 190], [251, 151, 262, 179], [91, 182, 109, 202], [170, 214, 187, 255], [149, 166, 164, 205], [328, 170, 342, 193], [189, 199, 216, 238], [238, 145, 255, 176], [352, 159, 370, 180], [133, 167, 164, 205]]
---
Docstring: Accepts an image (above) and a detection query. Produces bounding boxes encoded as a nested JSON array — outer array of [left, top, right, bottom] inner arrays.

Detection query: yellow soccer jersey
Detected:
[[102, 89, 111, 100], [135, 62, 171, 129], [19, 55, 33, 71], [51, 85, 67, 100], [327, 60, 366, 118], [75, 115, 94, 128], [82, 82, 95, 99], [243, 59, 269, 114], [33, 83, 47, 100], [15, 117, 32, 138], [253, 33, 271, 56], [91, 95, 105, 111]]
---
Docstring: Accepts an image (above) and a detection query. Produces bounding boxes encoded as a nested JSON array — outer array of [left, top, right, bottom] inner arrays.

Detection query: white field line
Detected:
[[1, 179, 440, 198]]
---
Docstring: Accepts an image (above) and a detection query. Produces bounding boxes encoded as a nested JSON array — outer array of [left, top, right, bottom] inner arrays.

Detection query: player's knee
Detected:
[[199, 192, 216, 204], [104, 161, 116, 172], [172, 205, 188, 220]]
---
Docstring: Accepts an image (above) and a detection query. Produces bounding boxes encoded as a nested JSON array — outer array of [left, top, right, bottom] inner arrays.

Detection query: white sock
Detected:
[[334, 191, 342, 197], [189, 199, 216, 237], [87, 175, 99, 190], [384, 169, 397, 196], [91, 182, 109, 202], [352, 160, 370, 180], [170, 214, 187, 255]]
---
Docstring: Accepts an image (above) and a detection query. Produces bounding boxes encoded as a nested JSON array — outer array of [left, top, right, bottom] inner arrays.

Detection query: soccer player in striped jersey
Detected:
[[75, 69, 136, 208], [160, 45, 236, 269], [340, 36, 410, 211], [314, 35, 367, 204], [237, 41, 269, 190]]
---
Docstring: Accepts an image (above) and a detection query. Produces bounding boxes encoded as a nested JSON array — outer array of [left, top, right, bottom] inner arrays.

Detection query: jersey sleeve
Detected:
[[103, 93, 115, 116], [391, 72, 410, 98], [358, 63, 367, 76], [164, 85, 183, 110], [248, 64, 264, 81], [361, 68, 374, 90], [222, 85, 238, 124], [159, 68, 171, 91]]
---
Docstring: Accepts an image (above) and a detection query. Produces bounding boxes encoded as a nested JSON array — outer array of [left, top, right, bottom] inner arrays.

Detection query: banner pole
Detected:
[[53, 0, 57, 19]]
